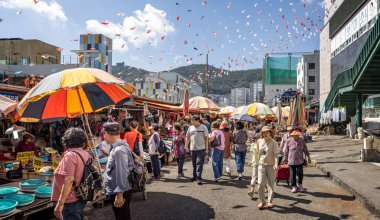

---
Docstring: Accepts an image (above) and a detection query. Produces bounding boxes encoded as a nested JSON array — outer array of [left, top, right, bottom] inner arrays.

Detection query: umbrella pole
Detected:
[[75, 88, 95, 148]]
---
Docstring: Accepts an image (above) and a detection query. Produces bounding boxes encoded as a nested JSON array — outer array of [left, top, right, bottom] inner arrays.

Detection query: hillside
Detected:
[[112, 64, 263, 95], [170, 64, 262, 95]]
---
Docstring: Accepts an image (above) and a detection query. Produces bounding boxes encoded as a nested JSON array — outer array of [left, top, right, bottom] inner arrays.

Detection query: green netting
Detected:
[[266, 56, 300, 84]]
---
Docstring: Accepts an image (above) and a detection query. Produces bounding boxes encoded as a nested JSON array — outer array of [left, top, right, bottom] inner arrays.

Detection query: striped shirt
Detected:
[[51, 148, 90, 203]]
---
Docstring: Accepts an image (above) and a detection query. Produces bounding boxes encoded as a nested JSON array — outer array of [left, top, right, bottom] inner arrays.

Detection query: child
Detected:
[[248, 141, 259, 197]]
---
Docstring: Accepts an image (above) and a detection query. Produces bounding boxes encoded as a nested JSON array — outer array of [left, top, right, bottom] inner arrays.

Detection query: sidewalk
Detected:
[[308, 135, 380, 217]]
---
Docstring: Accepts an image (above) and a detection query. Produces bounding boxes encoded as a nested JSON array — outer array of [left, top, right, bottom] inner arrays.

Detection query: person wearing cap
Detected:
[[220, 121, 233, 178], [148, 124, 161, 180], [209, 121, 225, 182], [283, 130, 311, 193], [279, 126, 294, 165], [103, 122, 134, 220], [185, 115, 209, 185], [256, 126, 279, 210]]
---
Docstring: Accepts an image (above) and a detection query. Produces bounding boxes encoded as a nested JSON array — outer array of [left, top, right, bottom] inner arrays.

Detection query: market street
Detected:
[[84, 156, 376, 220]]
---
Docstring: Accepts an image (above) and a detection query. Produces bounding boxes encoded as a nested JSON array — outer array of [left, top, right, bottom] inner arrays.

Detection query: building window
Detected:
[[308, 76, 315, 83], [309, 89, 315, 95], [308, 63, 315, 69]]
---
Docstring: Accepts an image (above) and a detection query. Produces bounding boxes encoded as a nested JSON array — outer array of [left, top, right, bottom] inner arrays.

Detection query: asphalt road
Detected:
[[84, 155, 376, 220]]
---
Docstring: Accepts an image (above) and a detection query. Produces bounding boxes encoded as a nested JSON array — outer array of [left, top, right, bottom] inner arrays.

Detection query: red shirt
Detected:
[[124, 129, 142, 152], [51, 148, 90, 203]]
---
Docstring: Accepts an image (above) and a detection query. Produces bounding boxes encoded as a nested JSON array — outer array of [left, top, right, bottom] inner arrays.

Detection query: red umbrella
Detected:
[[183, 88, 189, 116]]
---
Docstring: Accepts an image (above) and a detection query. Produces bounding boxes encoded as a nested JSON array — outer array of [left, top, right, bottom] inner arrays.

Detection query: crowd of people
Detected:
[[49, 111, 312, 220]]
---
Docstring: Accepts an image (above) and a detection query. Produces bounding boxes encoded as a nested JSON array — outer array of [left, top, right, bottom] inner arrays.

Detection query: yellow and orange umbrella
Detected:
[[17, 68, 135, 123]]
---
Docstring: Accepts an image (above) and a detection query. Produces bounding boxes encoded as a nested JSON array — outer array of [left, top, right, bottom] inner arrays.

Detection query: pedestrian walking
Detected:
[[148, 124, 161, 180], [233, 121, 248, 180], [257, 126, 279, 210], [279, 126, 294, 165], [173, 123, 186, 180], [209, 121, 225, 182], [103, 122, 134, 220], [248, 138, 260, 198], [283, 130, 311, 193], [220, 121, 233, 178], [185, 115, 209, 185], [52, 128, 90, 220]]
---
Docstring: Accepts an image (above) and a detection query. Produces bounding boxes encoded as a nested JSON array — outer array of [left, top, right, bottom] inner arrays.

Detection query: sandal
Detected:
[[267, 201, 274, 208], [258, 202, 266, 210]]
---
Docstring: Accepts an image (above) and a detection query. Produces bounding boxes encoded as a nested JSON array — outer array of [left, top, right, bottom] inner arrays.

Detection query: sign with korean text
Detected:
[[16, 151, 34, 165], [33, 157, 43, 171]]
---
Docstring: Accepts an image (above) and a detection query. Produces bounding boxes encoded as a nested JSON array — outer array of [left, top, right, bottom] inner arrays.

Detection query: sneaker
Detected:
[[214, 178, 219, 183], [291, 186, 298, 193], [298, 184, 305, 192], [176, 174, 181, 180], [190, 177, 197, 182], [197, 181, 203, 185], [181, 173, 185, 177], [238, 173, 242, 180]]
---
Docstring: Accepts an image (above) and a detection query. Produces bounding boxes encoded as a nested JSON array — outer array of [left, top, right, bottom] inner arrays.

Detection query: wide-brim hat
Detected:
[[260, 126, 271, 133], [290, 130, 302, 136]]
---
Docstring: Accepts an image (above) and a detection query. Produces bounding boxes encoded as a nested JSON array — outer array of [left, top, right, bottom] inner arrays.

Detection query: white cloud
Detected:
[[86, 4, 175, 52], [0, 0, 67, 22]]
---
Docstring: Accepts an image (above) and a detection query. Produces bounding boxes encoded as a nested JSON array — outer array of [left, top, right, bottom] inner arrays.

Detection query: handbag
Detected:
[[210, 135, 221, 148]]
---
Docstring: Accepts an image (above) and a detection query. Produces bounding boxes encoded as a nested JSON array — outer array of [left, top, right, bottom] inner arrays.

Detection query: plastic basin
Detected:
[[4, 194, 35, 207], [0, 187, 19, 197]]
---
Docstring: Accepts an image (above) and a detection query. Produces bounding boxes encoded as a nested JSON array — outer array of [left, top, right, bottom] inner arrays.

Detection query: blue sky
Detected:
[[0, 0, 326, 72]]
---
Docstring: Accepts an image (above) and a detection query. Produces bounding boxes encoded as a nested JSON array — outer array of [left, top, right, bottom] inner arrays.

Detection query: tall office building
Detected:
[[296, 51, 320, 104], [249, 81, 263, 103], [230, 88, 250, 107]]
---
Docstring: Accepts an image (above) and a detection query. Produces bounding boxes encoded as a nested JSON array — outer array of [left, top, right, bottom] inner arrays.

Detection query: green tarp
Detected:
[[265, 56, 300, 84]]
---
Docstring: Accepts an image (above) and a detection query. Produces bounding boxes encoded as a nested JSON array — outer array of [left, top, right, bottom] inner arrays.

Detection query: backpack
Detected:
[[71, 151, 103, 202], [158, 139, 167, 154], [133, 133, 140, 156]]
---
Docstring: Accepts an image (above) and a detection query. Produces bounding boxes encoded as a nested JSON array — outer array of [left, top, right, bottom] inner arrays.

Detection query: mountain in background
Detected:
[[112, 64, 263, 95]]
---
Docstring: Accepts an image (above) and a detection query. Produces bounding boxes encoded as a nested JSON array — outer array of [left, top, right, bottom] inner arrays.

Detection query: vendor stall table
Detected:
[[0, 181, 53, 220]]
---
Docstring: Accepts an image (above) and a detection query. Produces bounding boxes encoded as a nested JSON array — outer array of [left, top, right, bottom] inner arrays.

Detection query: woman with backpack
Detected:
[[173, 123, 186, 180], [52, 128, 91, 220], [209, 121, 225, 182], [148, 124, 161, 180], [233, 121, 249, 180]]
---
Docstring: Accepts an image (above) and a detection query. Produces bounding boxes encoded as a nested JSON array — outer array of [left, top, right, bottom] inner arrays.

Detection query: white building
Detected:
[[296, 51, 320, 104], [249, 81, 263, 102], [134, 72, 202, 103], [230, 88, 250, 107]]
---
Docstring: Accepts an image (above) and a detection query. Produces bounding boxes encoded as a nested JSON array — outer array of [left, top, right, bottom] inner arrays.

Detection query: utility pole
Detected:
[[205, 53, 209, 98]]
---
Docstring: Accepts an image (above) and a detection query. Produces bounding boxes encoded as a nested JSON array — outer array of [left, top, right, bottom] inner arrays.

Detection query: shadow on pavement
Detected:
[[269, 205, 340, 220], [131, 192, 215, 220], [302, 191, 355, 201], [275, 192, 312, 205]]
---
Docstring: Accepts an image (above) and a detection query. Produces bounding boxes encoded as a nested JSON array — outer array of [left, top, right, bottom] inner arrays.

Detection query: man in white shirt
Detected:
[[185, 115, 209, 185]]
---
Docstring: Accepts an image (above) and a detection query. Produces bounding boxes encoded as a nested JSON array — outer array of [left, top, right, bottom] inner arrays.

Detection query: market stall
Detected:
[[0, 68, 135, 218]]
